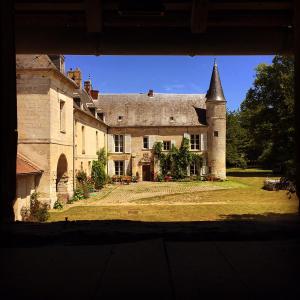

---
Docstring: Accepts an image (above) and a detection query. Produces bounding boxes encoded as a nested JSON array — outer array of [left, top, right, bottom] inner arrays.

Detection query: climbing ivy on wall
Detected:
[[154, 138, 203, 179]]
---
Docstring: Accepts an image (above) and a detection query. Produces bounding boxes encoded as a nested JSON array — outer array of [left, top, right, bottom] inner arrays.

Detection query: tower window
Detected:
[[214, 131, 219, 137], [170, 116, 174, 121], [118, 116, 123, 121]]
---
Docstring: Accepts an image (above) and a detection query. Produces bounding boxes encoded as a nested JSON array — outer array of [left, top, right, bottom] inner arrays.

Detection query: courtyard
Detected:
[[49, 169, 298, 222]]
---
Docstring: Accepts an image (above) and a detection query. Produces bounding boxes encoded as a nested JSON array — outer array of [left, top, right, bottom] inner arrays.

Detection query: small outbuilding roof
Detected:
[[16, 154, 43, 176], [96, 93, 207, 127]]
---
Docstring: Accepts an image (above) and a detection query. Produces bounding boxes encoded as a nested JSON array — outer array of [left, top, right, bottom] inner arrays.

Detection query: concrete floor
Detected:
[[1, 237, 300, 300]]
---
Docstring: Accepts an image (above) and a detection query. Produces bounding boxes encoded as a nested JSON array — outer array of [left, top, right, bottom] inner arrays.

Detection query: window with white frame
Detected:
[[143, 136, 149, 149], [96, 131, 99, 153], [81, 126, 85, 154], [114, 134, 124, 152], [190, 134, 200, 150], [60, 100, 66, 133], [163, 141, 171, 151], [114, 160, 124, 176]]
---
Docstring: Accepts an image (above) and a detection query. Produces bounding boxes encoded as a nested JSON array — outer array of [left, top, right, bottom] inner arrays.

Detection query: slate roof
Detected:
[[16, 154, 43, 176], [95, 93, 207, 127]]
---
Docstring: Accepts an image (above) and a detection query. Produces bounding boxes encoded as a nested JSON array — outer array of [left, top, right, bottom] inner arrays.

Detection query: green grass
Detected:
[[49, 168, 298, 222]]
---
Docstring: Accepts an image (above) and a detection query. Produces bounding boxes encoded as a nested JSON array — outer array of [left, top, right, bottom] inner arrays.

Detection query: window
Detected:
[[114, 160, 124, 176], [60, 100, 66, 133], [143, 136, 149, 149], [80, 161, 83, 170], [118, 116, 123, 122], [163, 141, 171, 151], [114, 134, 124, 152], [96, 131, 99, 153], [214, 131, 219, 137], [191, 134, 200, 150], [82, 126, 85, 154], [170, 116, 174, 121], [97, 112, 104, 121], [190, 162, 197, 176]]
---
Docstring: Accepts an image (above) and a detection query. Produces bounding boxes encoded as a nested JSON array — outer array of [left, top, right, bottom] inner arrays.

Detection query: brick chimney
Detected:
[[90, 90, 99, 100], [148, 89, 154, 97], [84, 80, 92, 94], [67, 67, 82, 89]]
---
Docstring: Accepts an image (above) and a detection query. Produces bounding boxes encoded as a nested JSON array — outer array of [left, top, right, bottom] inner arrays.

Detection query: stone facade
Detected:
[[15, 54, 226, 220]]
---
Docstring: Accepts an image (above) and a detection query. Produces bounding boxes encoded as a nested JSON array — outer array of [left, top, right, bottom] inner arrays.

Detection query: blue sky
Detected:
[[65, 55, 274, 111]]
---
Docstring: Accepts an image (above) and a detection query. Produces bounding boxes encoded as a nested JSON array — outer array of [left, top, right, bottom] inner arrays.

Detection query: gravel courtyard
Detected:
[[49, 169, 298, 222]]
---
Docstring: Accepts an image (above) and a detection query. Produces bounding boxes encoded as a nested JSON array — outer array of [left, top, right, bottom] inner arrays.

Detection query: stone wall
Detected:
[[14, 174, 37, 221], [206, 100, 226, 179], [107, 126, 208, 180], [74, 110, 108, 177]]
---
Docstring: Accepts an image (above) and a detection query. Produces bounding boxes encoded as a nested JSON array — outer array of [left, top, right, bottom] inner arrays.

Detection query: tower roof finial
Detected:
[[206, 61, 226, 102]]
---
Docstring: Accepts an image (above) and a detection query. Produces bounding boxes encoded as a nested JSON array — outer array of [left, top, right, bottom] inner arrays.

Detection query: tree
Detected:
[[226, 110, 247, 168], [239, 55, 294, 172], [91, 148, 107, 189]]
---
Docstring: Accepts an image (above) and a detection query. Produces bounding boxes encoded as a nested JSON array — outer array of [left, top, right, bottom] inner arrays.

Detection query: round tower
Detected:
[[206, 61, 226, 179]]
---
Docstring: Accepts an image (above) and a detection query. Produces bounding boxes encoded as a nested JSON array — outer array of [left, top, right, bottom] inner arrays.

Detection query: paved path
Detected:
[[1, 238, 300, 299], [70, 182, 226, 207]]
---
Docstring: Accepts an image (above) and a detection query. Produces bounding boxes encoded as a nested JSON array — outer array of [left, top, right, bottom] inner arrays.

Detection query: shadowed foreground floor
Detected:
[[1, 216, 300, 299]]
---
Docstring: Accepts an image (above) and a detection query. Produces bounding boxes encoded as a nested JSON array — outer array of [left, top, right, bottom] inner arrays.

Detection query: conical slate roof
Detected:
[[206, 61, 226, 102]]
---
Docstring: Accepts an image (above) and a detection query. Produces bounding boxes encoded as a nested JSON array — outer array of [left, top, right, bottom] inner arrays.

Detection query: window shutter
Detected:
[[108, 134, 114, 153], [171, 140, 176, 148], [149, 135, 155, 149], [204, 133, 207, 150], [201, 133, 207, 151], [187, 165, 190, 176], [125, 134, 131, 153], [183, 133, 190, 140], [108, 160, 115, 176], [124, 159, 130, 176]]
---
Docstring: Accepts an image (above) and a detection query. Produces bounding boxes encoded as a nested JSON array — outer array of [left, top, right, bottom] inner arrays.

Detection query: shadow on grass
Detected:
[[2, 213, 300, 247]]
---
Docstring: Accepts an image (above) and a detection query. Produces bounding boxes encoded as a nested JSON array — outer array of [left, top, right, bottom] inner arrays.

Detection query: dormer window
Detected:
[[118, 116, 123, 122], [97, 112, 104, 121]]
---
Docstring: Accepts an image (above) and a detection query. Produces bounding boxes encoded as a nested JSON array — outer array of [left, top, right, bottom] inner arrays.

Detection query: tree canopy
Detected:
[[226, 55, 294, 174]]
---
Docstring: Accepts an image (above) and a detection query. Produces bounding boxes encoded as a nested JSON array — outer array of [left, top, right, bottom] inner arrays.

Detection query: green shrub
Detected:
[[91, 160, 106, 189], [53, 200, 63, 210], [28, 192, 49, 222]]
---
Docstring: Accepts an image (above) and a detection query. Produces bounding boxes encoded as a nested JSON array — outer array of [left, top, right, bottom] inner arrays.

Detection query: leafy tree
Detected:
[[239, 55, 294, 172], [91, 148, 107, 189], [226, 110, 247, 168]]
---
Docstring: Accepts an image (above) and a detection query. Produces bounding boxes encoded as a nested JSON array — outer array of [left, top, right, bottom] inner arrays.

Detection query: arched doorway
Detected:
[[56, 154, 69, 202]]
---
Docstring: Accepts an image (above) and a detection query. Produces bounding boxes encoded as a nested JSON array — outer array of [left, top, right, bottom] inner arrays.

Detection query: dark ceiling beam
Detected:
[[191, 0, 208, 33], [14, 1, 293, 12], [85, 0, 103, 32], [15, 28, 293, 55]]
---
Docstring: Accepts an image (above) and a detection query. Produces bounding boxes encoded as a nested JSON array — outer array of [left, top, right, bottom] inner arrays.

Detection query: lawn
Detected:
[[49, 168, 298, 222]]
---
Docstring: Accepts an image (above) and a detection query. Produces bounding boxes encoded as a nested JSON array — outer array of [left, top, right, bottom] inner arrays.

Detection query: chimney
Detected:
[[90, 90, 99, 100], [148, 89, 154, 97], [84, 80, 92, 94], [67, 67, 82, 89]]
